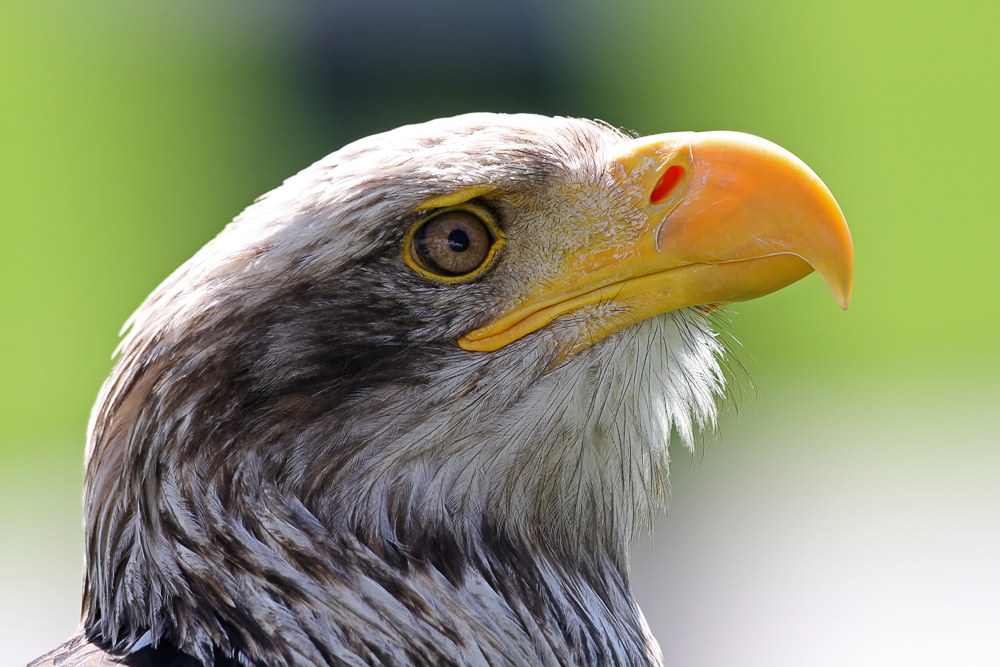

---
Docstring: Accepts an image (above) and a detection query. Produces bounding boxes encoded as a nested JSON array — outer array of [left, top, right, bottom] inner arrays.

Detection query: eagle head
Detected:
[[74, 114, 851, 666]]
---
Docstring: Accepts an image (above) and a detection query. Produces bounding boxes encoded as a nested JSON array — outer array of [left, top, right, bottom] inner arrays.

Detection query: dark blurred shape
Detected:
[[282, 0, 572, 147]]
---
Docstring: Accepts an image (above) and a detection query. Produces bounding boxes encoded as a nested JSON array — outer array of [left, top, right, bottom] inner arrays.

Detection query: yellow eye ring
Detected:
[[403, 204, 505, 283]]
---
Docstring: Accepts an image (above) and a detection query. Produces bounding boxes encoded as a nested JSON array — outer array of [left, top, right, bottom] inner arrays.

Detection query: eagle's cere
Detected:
[[31, 114, 852, 667]]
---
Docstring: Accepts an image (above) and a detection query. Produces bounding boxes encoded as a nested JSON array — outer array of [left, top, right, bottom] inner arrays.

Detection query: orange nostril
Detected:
[[650, 165, 685, 204]]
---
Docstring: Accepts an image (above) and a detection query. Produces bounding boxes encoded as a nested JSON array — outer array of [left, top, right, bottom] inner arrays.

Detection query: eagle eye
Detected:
[[406, 207, 499, 279]]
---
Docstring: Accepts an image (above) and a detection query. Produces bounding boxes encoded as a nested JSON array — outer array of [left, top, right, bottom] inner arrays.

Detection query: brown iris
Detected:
[[411, 209, 494, 277]]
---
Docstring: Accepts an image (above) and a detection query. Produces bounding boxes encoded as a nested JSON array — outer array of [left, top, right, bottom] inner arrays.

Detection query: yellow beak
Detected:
[[458, 131, 854, 353]]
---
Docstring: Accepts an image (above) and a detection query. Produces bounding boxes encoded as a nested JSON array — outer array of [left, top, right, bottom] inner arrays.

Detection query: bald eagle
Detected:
[[30, 114, 851, 667]]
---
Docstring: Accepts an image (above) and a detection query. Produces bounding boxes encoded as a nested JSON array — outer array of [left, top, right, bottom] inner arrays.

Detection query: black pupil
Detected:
[[448, 228, 470, 252]]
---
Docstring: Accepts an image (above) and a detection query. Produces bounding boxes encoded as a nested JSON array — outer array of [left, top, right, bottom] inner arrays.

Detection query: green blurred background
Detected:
[[2, 1, 998, 664]]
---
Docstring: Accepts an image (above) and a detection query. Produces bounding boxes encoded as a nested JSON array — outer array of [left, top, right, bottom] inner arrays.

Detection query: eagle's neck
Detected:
[[84, 311, 721, 666], [91, 485, 663, 666], [238, 516, 662, 666]]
